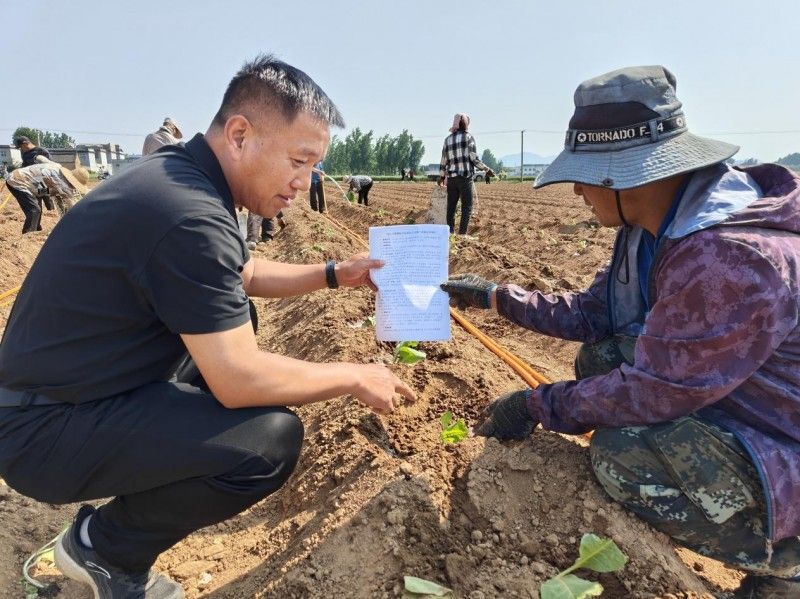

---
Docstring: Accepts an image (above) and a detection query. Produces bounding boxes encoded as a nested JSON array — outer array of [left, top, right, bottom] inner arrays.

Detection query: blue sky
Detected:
[[3, 0, 798, 164]]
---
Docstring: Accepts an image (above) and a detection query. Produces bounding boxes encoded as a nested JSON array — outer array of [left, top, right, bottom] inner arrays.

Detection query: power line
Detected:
[[2, 125, 798, 140]]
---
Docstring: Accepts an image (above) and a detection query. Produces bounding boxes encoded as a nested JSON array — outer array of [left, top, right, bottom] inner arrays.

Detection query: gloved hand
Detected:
[[440, 273, 497, 310], [475, 389, 537, 440], [486, 169, 495, 178]]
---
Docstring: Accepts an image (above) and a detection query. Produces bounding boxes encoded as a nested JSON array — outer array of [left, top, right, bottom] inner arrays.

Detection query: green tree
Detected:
[[777, 152, 800, 167], [409, 139, 425, 172], [12, 126, 75, 148], [481, 148, 500, 172]]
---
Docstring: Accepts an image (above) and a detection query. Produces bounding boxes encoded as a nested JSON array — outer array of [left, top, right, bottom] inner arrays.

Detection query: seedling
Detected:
[[403, 216, 416, 225], [440, 411, 468, 444], [312, 244, 325, 252], [394, 341, 426, 364], [362, 315, 376, 327], [403, 575, 453, 597], [539, 534, 628, 599], [377, 208, 386, 217]]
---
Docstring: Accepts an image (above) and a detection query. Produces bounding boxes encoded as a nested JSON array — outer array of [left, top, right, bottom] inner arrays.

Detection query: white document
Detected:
[[369, 224, 451, 342]]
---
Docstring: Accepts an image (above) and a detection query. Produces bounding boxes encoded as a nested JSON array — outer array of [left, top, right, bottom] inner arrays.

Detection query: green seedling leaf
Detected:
[[576, 534, 628, 573], [539, 534, 627, 599], [540, 574, 603, 599], [440, 411, 468, 444], [362, 315, 376, 327], [403, 575, 453, 596], [396, 346, 426, 364], [394, 341, 426, 364], [440, 411, 453, 428]]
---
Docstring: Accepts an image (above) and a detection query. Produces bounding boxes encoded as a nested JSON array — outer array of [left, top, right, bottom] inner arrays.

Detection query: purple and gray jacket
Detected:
[[496, 163, 800, 541]]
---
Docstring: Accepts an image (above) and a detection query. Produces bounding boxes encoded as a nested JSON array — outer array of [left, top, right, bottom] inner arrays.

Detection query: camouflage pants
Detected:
[[579, 337, 800, 577]]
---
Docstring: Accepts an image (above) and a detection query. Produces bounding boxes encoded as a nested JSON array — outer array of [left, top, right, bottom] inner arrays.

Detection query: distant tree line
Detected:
[[777, 152, 800, 169], [12, 126, 76, 149], [323, 128, 425, 176]]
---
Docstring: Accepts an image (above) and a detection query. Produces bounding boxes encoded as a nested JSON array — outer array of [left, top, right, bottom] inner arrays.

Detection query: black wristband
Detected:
[[325, 260, 339, 289]]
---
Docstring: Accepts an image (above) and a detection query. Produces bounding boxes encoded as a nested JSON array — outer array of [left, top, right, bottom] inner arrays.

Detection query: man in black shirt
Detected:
[[0, 55, 415, 599], [15, 136, 51, 166]]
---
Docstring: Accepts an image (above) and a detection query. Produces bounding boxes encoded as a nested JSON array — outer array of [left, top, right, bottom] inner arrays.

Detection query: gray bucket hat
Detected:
[[534, 65, 738, 190]]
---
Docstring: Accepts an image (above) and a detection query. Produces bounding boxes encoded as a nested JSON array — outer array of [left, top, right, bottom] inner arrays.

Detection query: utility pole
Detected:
[[520, 130, 525, 182]]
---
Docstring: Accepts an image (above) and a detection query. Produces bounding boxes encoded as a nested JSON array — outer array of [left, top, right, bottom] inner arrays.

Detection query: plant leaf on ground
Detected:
[[440, 411, 468, 444], [540, 574, 603, 599], [539, 534, 627, 599], [403, 575, 453, 597], [394, 341, 426, 364]]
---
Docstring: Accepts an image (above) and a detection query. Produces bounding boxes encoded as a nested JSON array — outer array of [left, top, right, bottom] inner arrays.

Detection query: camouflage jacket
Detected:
[[496, 163, 800, 541]]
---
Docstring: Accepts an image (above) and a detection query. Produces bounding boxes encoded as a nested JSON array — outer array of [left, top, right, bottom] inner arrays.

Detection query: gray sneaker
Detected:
[[733, 573, 800, 598], [54, 505, 184, 599]]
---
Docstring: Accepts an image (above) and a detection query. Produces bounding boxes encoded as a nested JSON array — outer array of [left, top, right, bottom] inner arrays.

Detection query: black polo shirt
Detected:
[[0, 134, 251, 403], [21, 146, 50, 167]]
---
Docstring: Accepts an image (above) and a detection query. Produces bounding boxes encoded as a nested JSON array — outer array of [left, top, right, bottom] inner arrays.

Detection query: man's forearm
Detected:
[[213, 351, 359, 408], [245, 258, 328, 298]]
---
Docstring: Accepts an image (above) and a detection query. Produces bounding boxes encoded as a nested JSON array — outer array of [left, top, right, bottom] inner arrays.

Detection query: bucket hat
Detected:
[[534, 65, 738, 190]]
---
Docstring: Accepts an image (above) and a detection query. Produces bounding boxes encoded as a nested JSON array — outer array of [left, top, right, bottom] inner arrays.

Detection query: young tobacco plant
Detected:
[[440, 411, 468, 444], [394, 341, 426, 365], [539, 533, 628, 599]]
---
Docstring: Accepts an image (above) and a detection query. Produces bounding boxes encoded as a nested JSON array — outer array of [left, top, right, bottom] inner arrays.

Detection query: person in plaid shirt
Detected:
[[438, 113, 494, 234]]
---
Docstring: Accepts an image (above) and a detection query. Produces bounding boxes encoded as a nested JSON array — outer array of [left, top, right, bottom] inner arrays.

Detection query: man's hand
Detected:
[[475, 389, 537, 440], [486, 169, 495, 177], [335, 252, 384, 291], [352, 364, 416, 415], [440, 273, 497, 310], [437, 176, 445, 187]]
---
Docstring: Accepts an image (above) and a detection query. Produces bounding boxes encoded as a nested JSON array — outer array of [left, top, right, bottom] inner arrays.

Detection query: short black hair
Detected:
[[14, 136, 31, 148], [212, 54, 345, 129]]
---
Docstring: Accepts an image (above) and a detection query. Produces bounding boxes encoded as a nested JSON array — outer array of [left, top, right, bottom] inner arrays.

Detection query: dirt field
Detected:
[[0, 181, 742, 598]]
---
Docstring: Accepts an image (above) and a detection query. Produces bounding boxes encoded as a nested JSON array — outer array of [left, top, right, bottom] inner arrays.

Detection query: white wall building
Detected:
[[0, 145, 22, 169], [505, 164, 547, 177]]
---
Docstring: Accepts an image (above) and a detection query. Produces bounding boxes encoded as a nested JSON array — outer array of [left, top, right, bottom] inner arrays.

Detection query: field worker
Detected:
[[142, 117, 183, 156], [245, 209, 287, 249], [437, 113, 494, 235], [310, 160, 326, 213], [15, 135, 51, 166], [0, 54, 415, 599], [5, 160, 88, 233], [344, 174, 373, 206], [441, 66, 800, 597]]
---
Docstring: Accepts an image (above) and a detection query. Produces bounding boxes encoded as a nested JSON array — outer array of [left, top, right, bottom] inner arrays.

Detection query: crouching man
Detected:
[[0, 54, 414, 599], [443, 66, 800, 597]]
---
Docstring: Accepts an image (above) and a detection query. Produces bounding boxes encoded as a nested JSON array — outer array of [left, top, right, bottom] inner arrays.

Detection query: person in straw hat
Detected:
[[142, 117, 183, 156], [442, 65, 800, 596], [5, 159, 88, 233]]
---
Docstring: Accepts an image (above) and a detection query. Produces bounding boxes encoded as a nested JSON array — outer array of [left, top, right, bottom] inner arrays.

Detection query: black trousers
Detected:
[[357, 182, 373, 206], [446, 176, 474, 234], [309, 180, 325, 213], [7, 184, 42, 233], [0, 333, 303, 573], [246, 210, 285, 242]]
